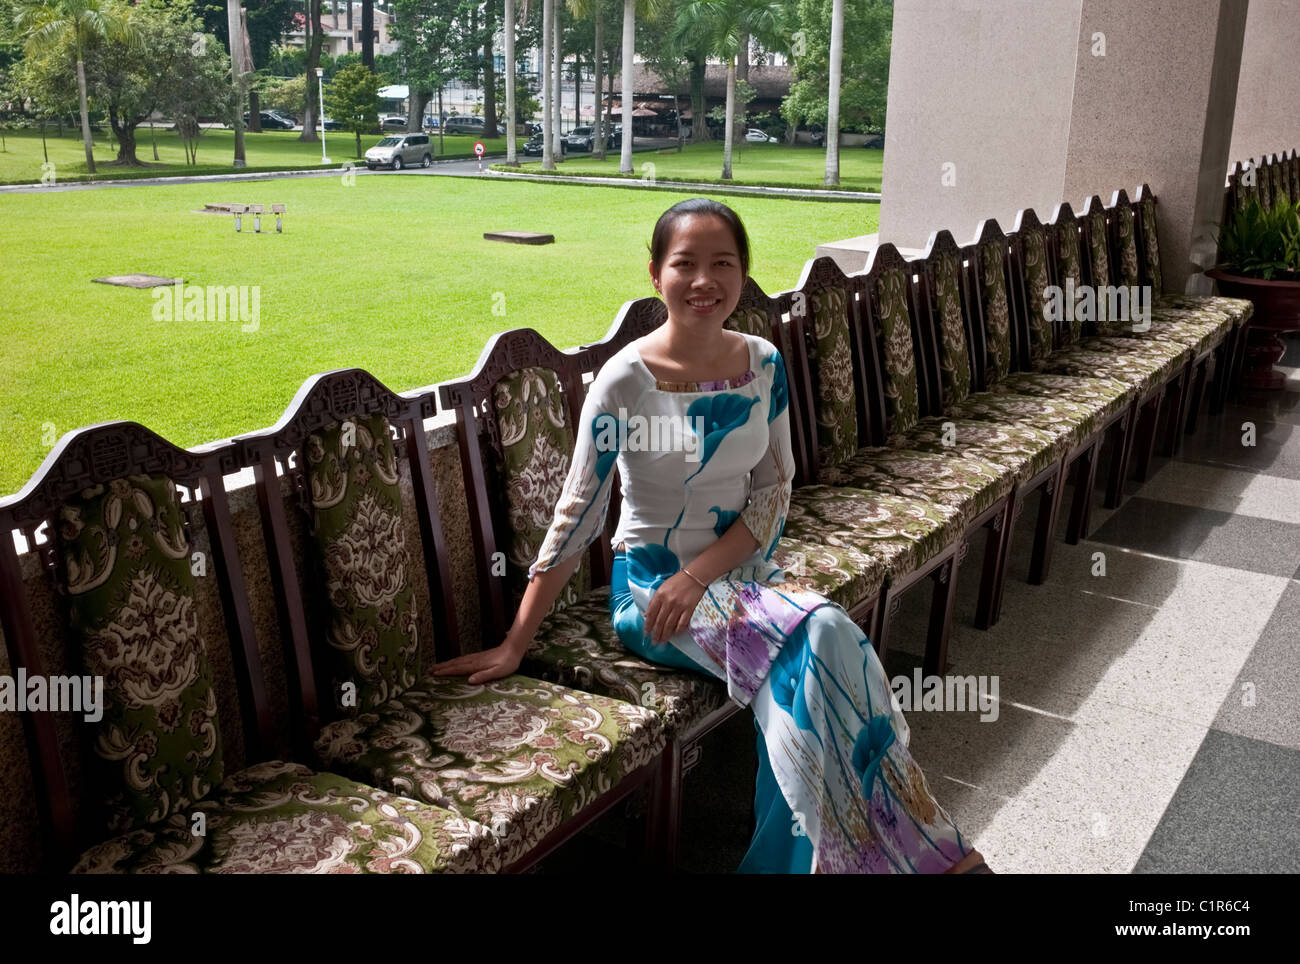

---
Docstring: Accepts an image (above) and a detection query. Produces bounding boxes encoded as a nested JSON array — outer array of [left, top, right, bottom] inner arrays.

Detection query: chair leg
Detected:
[[655, 742, 682, 873], [1066, 442, 1101, 544], [1132, 393, 1163, 483], [872, 585, 891, 665], [990, 487, 1021, 621], [1208, 339, 1229, 416], [1161, 370, 1189, 458], [923, 553, 961, 677], [974, 502, 1011, 631], [1185, 358, 1210, 435], [1028, 465, 1065, 585]]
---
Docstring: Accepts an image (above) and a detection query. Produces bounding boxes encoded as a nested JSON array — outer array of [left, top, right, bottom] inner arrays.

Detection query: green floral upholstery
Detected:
[[931, 251, 973, 407], [992, 371, 1134, 423], [900, 417, 1064, 483], [979, 240, 1013, 384], [1077, 335, 1191, 379], [1141, 315, 1221, 356], [1040, 345, 1170, 393], [58, 475, 223, 835], [71, 761, 501, 873], [1114, 202, 1142, 289], [771, 537, 887, 614], [784, 486, 963, 579], [523, 587, 728, 736], [1140, 195, 1164, 295], [305, 416, 420, 712], [819, 446, 1012, 530], [872, 267, 921, 439], [950, 392, 1098, 452], [810, 285, 861, 470], [1055, 221, 1087, 346], [1085, 209, 1125, 337], [493, 367, 591, 614], [314, 675, 664, 868], [1021, 229, 1055, 368], [726, 305, 770, 338], [1156, 294, 1251, 334]]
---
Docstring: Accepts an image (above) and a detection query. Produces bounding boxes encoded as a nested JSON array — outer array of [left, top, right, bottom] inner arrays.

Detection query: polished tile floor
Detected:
[[539, 336, 1300, 874]]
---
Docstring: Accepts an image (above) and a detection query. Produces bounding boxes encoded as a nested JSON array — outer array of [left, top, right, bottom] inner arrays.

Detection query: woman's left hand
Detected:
[[645, 571, 708, 644]]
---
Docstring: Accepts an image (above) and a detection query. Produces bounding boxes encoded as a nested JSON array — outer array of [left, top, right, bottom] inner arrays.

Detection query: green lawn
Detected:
[[0, 127, 500, 184], [496, 140, 884, 192], [0, 174, 878, 493]]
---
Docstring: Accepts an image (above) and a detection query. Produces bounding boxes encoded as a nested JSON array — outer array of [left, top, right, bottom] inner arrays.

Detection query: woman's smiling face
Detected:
[[649, 214, 745, 326]]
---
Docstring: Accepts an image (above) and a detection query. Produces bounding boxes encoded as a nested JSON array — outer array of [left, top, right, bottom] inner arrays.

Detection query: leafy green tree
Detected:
[[782, 0, 890, 135], [258, 73, 305, 117], [325, 60, 381, 156], [672, 0, 786, 179], [159, 19, 232, 164], [14, 0, 142, 173]]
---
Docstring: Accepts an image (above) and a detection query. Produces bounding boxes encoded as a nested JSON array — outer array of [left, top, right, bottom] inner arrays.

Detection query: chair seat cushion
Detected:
[[1156, 293, 1252, 331], [819, 446, 1013, 530], [1076, 335, 1191, 378], [523, 587, 730, 735], [71, 761, 501, 873], [898, 418, 1064, 483], [949, 392, 1101, 452], [784, 485, 963, 579], [313, 675, 664, 868], [1040, 344, 1177, 392], [771, 537, 887, 615], [991, 371, 1134, 422]]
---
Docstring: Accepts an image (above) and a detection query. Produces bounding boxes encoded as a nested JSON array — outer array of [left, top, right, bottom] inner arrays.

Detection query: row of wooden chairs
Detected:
[[0, 182, 1253, 874], [1225, 147, 1300, 217]]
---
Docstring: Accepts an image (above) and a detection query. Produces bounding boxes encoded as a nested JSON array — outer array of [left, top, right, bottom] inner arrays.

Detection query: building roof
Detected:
[[610, 62, 793, 100]]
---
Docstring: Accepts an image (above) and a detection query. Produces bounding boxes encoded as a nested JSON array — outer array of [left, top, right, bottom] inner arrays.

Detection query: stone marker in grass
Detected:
[[483, 230, 554, 245], [92, 274, 183, 288]]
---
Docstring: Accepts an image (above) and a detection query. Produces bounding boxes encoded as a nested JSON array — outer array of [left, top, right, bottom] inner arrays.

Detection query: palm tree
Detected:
[[15, 0, 140, 175], [504, 0, 521, 165], [541, 0, 554, 170], [567, 0, 605, 161], [673, 0, 785, 180], [615, 0, 672, 174], [826, 0, 843, 186]]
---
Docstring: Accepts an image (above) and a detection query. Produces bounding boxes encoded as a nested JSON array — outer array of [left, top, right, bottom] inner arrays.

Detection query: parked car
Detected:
[[563, 125, 621, 152], [422, 116, 441, 130], [380, 115, 408, 131], [522, 132, 565, 157], [745, 128, 778, 143], [320, 115, 343, 132], [364, 132, 434, 170], [241, 110, 295, 130], [443, 116, 506, 136], [860, 133, 884, 149]]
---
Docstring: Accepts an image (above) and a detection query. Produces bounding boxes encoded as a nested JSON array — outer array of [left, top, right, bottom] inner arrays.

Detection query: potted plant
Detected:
[[1207, 191, 1300, 389]]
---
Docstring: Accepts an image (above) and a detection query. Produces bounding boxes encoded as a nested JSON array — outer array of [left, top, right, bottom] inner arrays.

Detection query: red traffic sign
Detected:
[[473, 142, 485, 156]]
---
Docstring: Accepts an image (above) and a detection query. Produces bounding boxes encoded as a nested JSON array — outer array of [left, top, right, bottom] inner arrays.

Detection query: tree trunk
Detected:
[[355, 129, 362, 157], [505, 0, 517, 164], [109, 111, 140, 165], [299, 0, 324, 142], [689, 56, 706, 142], [75, 57, 96, 173], [483, 3, 497, 137], [437, 87, 444, 154], [619, 0, 633, 173], [407, 88, 429, 131], [362, 0, 374, 68], [592, 4, 603, 160], [674, 90, 683, 152], [247, 89, 262, 132], [551, 4, 562, 159], [541, 0, 553, 170], [722, 58, 734, 179], [604, 57, 614, 157], [825, 0, 843, 187], [226, 0, 246, 165]]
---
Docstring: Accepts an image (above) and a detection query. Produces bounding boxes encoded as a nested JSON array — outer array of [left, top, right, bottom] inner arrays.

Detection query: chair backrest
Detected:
[[1048, 201, 1088, 347], [1080, 195, 1127, 336], [786, 256, 872, 471], [1009, 207, 1058, 371], [440, 329, 596, 647], [1134, 183, 1164, 296], [968, 219, 1018, 388], [1109, 188, 1142, 291], [912, 229, 977, 412], [234, 369, 452, 752], [856, 242, 935, 439], [0, 422, 267, 868]]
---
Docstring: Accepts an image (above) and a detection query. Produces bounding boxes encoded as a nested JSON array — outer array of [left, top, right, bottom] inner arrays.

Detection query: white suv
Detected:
[[365, 133, 433, 170]]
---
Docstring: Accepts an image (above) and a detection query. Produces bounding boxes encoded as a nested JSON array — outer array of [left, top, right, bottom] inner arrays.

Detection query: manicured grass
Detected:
[[0, 175, 878, 493], [495, 140, 883, 192], [0, 128, 501, 184]]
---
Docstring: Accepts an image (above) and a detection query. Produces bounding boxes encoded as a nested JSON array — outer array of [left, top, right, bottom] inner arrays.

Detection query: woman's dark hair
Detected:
[[648, 198, 751, 277]]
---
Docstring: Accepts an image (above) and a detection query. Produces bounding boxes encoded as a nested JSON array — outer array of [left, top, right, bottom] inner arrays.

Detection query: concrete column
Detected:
[[871, 0, 1248, 292], [1228, 0, 1300, 171]]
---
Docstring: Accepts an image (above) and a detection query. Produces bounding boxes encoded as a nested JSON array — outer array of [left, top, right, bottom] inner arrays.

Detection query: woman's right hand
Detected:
[[430, 638, 526, 685]]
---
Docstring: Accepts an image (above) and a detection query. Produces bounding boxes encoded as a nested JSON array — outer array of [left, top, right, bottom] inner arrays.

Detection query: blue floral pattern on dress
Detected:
[[709, 506, 740, 539], [685, 394, 761, 483], [626, 543, 680, 593], [764, 351, 789, 424]]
